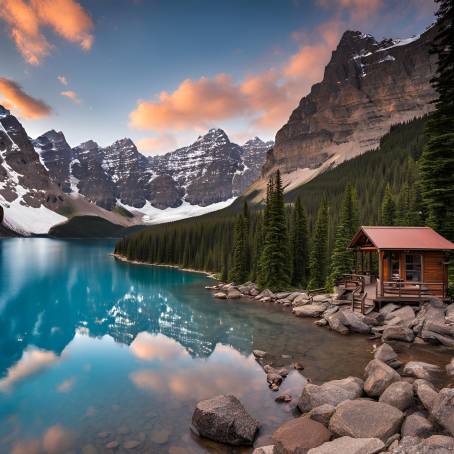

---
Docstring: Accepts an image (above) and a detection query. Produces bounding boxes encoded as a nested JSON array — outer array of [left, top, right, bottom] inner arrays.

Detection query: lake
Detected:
[[0, 239, 451, 453]]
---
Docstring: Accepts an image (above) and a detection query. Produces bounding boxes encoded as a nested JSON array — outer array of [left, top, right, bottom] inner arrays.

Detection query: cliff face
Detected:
[[263, 24, 438, 177]]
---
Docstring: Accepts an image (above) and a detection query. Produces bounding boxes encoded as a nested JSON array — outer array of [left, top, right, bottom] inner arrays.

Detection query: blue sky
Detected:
[[0, 0, 436, 154]]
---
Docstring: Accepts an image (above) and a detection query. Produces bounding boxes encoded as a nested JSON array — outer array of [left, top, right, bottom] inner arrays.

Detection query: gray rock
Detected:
[[383, 326, 415, 343], [191, 395, 259, 446], [389, 435, 454, 454], [298, 377, 363, 413], [379, 381, 414, 411], [214, 292, 227, 299], [287, 292, 304, 302], [401, 412, 433, 438], [445, 304, 454, 324], [364, 359, 400, 397], [255, 289, 275, 300], [402, 361, 440, 381], [413, 379, 438, 412], [307, 436, 385, 454], [275, 292, 291, 299], [374, 343, 402, 369], [227, 288, 242, 299], [312, 294, 331, 303], [329, 399, 404, 441], [293, 304, 329, 318], [252, 350, 267, 359], [385, 306, 416, 327], [273, 416, 331, 454], [315, 319, 328, 327], [380, 304, 400, 317], [308, 404, 336, 427], [326, 311, 349, 334], [340, 310, 371, 334], [322, 306, 339, 319], [431, 387, 454, 437]]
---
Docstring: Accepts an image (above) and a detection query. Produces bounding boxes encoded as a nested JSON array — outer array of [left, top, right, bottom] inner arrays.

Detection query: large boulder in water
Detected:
[[329, 399, 404, 441], [191, 395, 259, 446], [431, 388, 454, 437], [272, 416, 331, 454]]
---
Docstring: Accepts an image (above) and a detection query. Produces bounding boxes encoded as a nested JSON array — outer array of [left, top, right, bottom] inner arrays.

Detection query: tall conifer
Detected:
[[290, 197, 309, 287]]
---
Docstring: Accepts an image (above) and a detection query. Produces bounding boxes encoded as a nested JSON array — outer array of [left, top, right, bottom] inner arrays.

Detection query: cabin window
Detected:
[[405, 254, 422, 282]]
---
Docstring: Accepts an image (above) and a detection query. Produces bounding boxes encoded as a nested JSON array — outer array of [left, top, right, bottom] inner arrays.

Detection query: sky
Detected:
[[0, 0, 436, 155]]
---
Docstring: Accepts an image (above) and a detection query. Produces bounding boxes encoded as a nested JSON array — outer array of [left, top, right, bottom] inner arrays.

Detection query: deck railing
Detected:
[[379, 280, 445, 299]]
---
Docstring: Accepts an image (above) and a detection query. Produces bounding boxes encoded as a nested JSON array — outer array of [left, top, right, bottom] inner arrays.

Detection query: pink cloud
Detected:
[[0, 0, 94, 65], [60, 90, 81, 104], [57, 75, 68, 86], [0, 77, 52, 119]]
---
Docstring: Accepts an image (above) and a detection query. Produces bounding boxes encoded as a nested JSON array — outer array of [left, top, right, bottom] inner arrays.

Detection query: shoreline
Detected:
[[111, 253, 218, 279]]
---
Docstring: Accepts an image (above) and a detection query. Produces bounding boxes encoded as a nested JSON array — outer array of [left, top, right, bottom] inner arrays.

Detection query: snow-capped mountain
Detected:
[[0, 107, 272, 234]]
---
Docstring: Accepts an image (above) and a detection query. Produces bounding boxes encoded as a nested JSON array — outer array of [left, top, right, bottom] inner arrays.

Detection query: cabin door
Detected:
[[385, 252, 401, 281]]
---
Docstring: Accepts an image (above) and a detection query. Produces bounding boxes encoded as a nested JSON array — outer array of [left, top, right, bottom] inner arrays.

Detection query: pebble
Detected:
[[97, 431, 110, 439], [150, 428, 171, 444], [106, 440, 119, 449], [293, 362, 304, 370], [123, 439, 141, 449], [275, 394, 292, 403]]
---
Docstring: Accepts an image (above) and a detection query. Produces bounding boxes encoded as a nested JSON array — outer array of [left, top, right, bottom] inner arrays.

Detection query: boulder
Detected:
[[326, 311, 349, 335], [401, 412, 433, 438], [298, 377, 363, 413], [402, 361, 440, 381], [227, 288, 242, 299], [308, 404, 336, 427], [446, 304, 454, 324], [385, 306, 416, 327], [329, 400, 404, 441], [431, 387, 454, 437], [307, 436, 385, 454], [364, 359, 400, 397], [379, 381, 414, 411], [340, 310, 371, 334], [273, 416, 331, 454], [374, 343, 401, 369], [382, 326, 414, 343], [389, 435, 454, 454], [380, 303, 400, 317], [322, 306, 338, 319], [360, 312, 384, 326], [252, 350, 267, 359], [446, 358, 454, 377], [424, 319, 454, 337], [191, 395, 259, 446], [275, 292, 291, 299], [312, 294, 331, 303], [292, 294, 310, 306], [214, 292, 227, 299], [293, 304, 329, 318], [413, 379, 438, 412], [255, 289, 275, 300], [288, 292, 304, 302]]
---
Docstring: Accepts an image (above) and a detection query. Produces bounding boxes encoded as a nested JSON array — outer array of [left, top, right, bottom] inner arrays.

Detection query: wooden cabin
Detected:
[[348, 226, 454, 309]]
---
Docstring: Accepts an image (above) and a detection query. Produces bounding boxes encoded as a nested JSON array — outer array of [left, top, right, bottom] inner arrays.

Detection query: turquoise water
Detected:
[[0, 239, 451, 453]]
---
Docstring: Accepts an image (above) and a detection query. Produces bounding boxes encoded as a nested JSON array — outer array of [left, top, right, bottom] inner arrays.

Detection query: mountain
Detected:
[[150, 129, 272, 206], [261, 24, 437, 189], [0, 106, 272, 235]]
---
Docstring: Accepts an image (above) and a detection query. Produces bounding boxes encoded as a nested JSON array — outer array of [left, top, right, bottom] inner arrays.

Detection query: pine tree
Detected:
[[381, 184, 396, 226], [308, 197, 329, 289], [290, 196, 309, 287], [420, 0, 454, 240], [327, 183, 359, 286], [257, 170, 291, 291]]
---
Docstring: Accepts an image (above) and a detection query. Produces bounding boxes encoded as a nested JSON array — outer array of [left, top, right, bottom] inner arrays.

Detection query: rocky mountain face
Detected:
[[150, 129, 272, 206], [263, 24, 438, 178], [1, 105, 272, 234], [0, 106, 67, 233]]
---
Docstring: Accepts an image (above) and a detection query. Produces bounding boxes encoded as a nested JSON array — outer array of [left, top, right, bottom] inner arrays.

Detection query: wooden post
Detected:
[[378, 250, 383, 297], [361, 251, 364, 274]]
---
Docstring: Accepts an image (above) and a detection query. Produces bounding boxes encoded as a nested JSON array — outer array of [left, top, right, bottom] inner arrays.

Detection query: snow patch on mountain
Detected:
[[118, 197, 236, 225]]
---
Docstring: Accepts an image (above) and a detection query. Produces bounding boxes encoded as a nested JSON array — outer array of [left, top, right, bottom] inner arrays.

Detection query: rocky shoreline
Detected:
[[192, 281, 454, 452], [207, 282, 454, 348], [190, 342, 454, 453]]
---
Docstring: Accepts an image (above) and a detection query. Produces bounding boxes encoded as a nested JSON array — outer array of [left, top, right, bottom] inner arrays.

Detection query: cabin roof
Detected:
[[349, 226, 454, 251]]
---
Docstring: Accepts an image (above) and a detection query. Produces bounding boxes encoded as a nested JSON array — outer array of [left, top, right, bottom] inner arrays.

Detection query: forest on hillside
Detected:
[[115, 0, 453, 291]]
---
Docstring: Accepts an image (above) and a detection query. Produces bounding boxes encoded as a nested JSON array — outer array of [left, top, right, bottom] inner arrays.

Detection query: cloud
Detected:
[[317, 0, 383, 19], [0, 347, 58, 392], [129, 74, 247, 132], [56, 377, 75, 393], [60, 90, 81, 104], [0, 0, 94, 65], [0, 77, 52, 119], [130, 332, 189, 361], [57, 75, 68, 86], [11, 425, 74, 454], [137, 134, 178, 155]]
